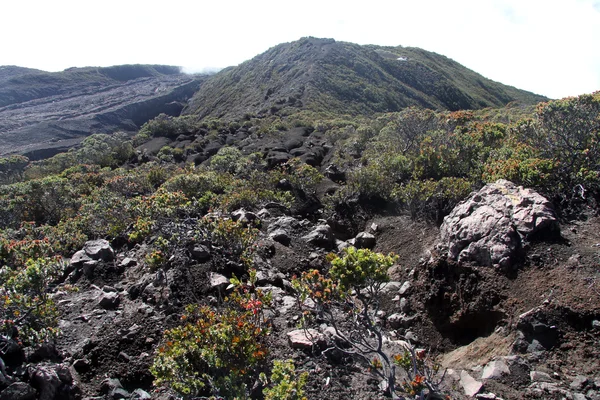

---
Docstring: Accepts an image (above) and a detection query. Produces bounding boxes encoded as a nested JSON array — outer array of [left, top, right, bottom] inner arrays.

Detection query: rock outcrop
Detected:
[[438, 180, 558, 268]]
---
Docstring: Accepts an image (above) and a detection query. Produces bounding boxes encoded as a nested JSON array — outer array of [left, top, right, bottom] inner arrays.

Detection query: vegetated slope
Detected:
[[0, 65, 206, 159], [184, 37, 548, 119]]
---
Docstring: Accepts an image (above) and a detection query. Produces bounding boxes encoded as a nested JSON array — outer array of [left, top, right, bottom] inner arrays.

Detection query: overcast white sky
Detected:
[[1, 0, 599, 99]]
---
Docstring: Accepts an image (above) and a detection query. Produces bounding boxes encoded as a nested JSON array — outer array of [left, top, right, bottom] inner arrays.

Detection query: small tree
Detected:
[[292, 247, 446, 399]]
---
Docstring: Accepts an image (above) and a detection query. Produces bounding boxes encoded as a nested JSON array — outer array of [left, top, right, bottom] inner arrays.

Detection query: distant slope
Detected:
[[0, 65, 205, 158], [184, 37, 547, 119], [0, 64, 184, 108]]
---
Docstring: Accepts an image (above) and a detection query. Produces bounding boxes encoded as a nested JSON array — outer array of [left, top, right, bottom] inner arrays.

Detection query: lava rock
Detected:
[[269, 229, 291, 246], [354, 232, 376, 249], [191, 245, 211, 261], [0, 382, 36, 400], [97, 292, 120, 310], [302, 225, 334, 249]]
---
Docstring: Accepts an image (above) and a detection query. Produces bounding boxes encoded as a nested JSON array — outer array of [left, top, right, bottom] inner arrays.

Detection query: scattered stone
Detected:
[[592, 320, 600, 329], [97, 292, 120, 310], [481, 360, 510, 380], [570, 375, 589, 391], [209, 273, 230, 290], [287, 329, 326, 349], [388, 313, 418, 329], [476, 393, 497, 400], [231, 209, 258, 225], [336, 239, 350, 252], [72, 358, 90, 372], [82, 260, 98, 279], [460, 370, 483, 397], [111, 387, 130, 399], [70, 250, 92, 266], [0, 382, 36, 400], [354, 232, 376, 249], [530, 370, 553, 383], [130, 389, 152, 399], [302, 225, 334, 249], [380, 281, 403, 295], [191, 245, 211, 261], [119, 257, 137, 268], [572, 393, 588, 400], [370, 223, 378, 232], [103, 285, 118, 293], [257, 208, 271, 219], [438, 180, 558, 268], [405, 331, 419, 343], [399, 298, 410, 313], [29, 365, 62, 400], [269, 229, 291, 246], [100, 378, 123, 395], [399, 281, 411, 295], [268, 216, 300, 232], [83, 239, 115, 262]]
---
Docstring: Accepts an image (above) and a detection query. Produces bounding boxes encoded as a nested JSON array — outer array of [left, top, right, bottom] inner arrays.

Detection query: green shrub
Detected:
[[0, 235, 62, 346], [151, 272, 272, 399], [262, 359, 308, 400]]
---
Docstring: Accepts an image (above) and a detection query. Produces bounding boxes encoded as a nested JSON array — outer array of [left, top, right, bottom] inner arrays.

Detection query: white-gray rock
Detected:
[[399, 281, 411, 295], [380, 281, 403, 295], [287, 329, 326, 349], [209, 273, 229, 289], [460, 370, 483, 397], [570, 375, 589, 391], [530, 370, 553, 383], [83, 239, 115, 262], [268, 216, 300, 233], [482, 360, 510, 380], [438, 180, 558, 268]]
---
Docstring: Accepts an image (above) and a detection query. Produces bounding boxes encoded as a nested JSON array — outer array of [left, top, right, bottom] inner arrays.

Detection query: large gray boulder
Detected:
[[438, 180, 558, 268]]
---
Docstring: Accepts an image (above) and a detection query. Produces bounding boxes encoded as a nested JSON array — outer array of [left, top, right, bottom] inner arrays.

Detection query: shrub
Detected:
[[262, 359, 308, 400], [197, 216, 259, 268], [518, 92, 600, 201], [210, 147, 244, 174], [292, 248, 447, 398], [152, 272, 271, 398], [0, 235, 62, 347]]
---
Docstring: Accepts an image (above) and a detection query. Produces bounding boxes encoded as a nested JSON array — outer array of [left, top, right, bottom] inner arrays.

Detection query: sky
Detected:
[[1, 0, 599, 99]]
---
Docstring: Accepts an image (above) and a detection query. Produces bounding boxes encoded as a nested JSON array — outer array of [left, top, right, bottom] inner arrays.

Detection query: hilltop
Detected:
[[184, 37, 547, 119]]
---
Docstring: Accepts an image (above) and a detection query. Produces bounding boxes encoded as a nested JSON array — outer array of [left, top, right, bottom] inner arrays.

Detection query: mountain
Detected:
[[0, 65, 205, 159], [183, 37, 548, 119]]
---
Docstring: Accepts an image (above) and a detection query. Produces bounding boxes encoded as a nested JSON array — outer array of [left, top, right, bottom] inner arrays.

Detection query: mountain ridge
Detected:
[[183, 37, 547, 119]]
